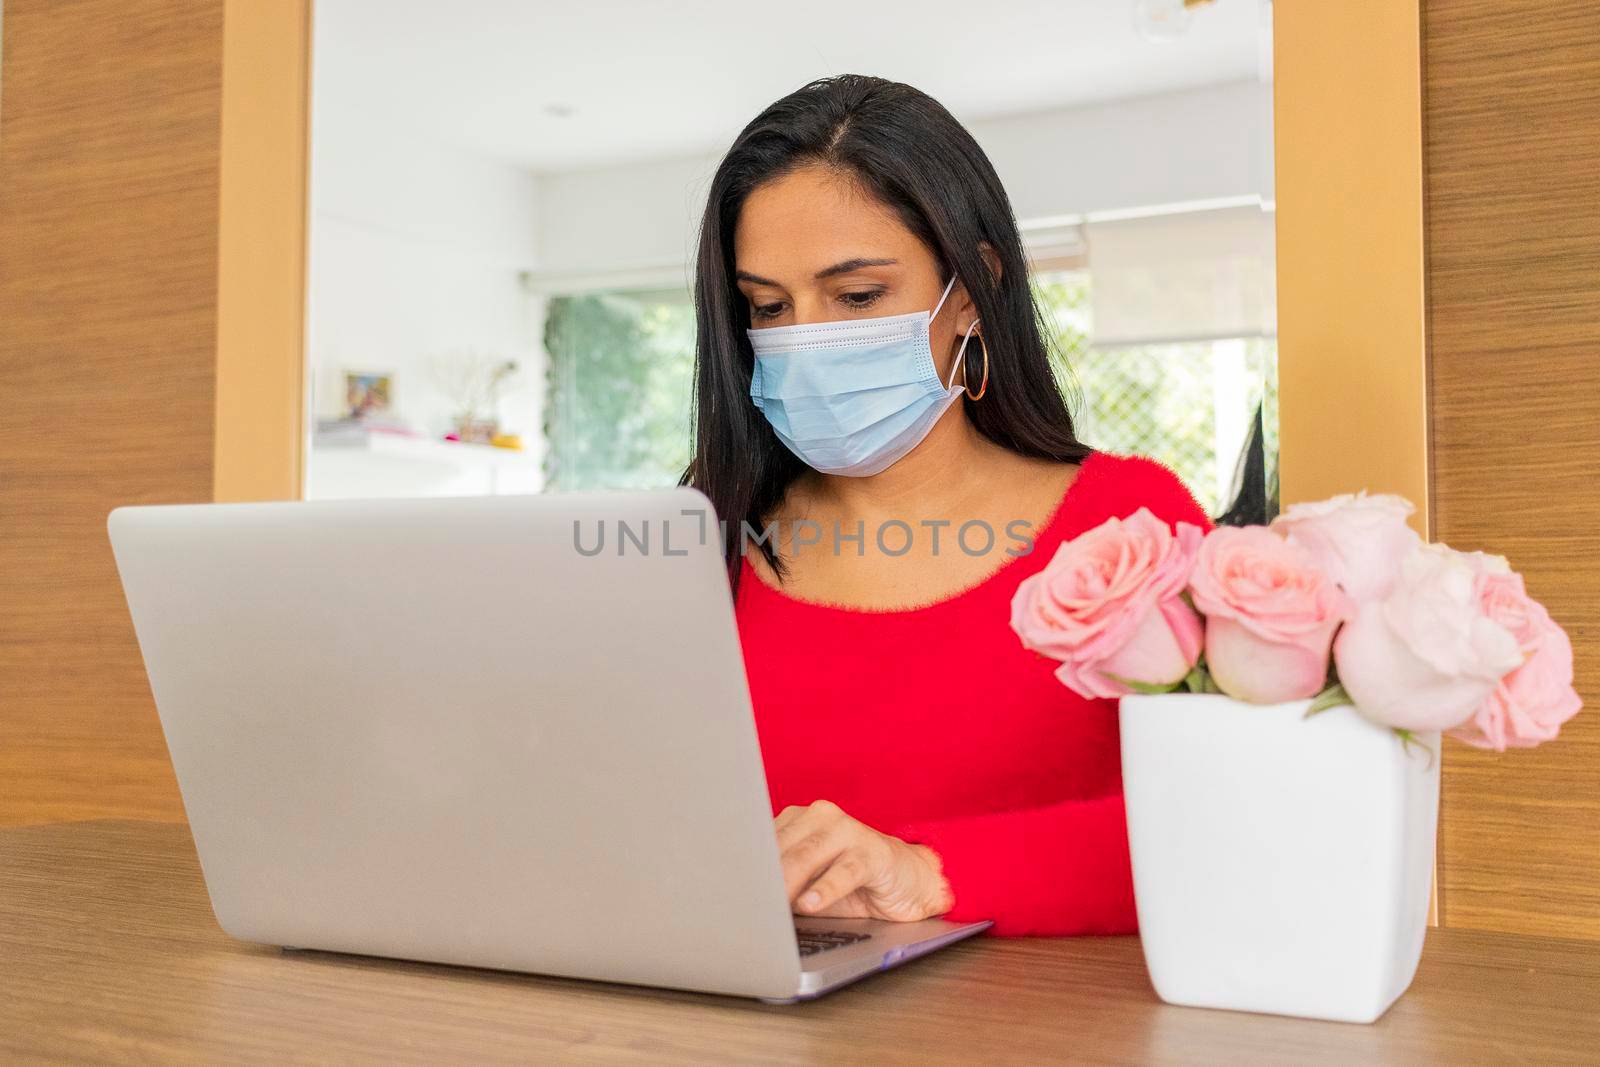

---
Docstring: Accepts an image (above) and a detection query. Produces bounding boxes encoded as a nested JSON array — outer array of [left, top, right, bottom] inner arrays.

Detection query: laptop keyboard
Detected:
[[796, 929, 873, 958]]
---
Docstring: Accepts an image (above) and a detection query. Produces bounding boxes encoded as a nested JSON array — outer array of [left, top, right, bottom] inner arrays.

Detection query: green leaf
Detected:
[[1304, 682, 1353, 719], [1104, 672, 1184, 696], [1394, 728, 1437, 769]]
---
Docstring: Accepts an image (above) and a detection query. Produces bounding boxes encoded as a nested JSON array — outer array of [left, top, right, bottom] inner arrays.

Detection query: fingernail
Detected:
[[800, 891, 821, 910]]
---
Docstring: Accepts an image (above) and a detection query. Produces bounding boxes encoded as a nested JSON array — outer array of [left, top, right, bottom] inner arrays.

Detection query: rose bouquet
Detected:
[[1007, 490, 1583, 1023], [1009, 492, 1582, 755]]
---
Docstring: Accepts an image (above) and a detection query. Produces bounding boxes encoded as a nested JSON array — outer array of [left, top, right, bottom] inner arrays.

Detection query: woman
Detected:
[[685, 75, 1213, 936]]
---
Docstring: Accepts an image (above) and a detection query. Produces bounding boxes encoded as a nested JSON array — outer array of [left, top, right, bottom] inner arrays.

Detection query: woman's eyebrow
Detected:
[[735, 257, 899, 287]]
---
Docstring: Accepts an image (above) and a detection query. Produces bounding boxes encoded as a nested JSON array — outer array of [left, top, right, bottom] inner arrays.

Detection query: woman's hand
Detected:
[[775, 799, 953, 921]]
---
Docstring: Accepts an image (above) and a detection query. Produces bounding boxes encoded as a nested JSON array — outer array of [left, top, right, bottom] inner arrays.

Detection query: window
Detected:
[[542, 288, 695, 490], [1033, 269, 1279, 520]]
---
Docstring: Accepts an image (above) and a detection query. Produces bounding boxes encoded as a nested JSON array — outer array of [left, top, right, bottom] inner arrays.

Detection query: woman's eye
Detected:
[[751, 291, 883, 320]]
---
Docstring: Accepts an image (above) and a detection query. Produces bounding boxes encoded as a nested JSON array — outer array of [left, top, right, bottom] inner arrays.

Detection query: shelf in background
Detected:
[[308, 428, 542, 499]]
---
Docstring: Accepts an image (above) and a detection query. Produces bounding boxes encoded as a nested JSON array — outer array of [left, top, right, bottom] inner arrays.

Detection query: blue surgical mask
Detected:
[[747, 274, 979, 477]]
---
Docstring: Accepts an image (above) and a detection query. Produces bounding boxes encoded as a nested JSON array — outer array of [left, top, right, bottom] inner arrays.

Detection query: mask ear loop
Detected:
[[944, 318, 987, 399], [932, 273, 975, 393], [929, 273, 959, 324]]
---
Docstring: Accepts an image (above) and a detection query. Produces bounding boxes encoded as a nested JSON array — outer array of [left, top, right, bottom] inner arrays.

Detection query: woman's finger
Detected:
[[774, 798, 842, 852], [793, 846, 874, 915], [773, 805, 807, 834], [777, 821, 854, 902], [779, 828, 847, 902]]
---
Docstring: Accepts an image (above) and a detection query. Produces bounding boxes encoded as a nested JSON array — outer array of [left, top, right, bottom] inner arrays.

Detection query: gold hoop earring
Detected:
[[964, 327, 989, 400]]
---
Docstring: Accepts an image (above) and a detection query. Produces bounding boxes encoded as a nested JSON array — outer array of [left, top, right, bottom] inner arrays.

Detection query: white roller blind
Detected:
[[1021, 221, 1088, 274], [1085, 205, 1277, 346]]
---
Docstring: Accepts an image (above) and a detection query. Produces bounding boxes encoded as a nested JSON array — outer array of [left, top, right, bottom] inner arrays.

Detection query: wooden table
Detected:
[[3, 822, 1597, 1064]]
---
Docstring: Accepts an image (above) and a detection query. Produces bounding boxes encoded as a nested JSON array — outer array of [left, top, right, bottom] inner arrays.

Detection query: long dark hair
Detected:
[[1215, 399, 1280, 527], [684, 74, 1091, 591]]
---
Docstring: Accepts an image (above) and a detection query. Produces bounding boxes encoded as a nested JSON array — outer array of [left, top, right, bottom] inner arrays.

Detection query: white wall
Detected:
[[308, 80, 1271, 405], [977, 80, 1274, 223], [306, 117, 544, 453], [529, 80, 1273, 289]]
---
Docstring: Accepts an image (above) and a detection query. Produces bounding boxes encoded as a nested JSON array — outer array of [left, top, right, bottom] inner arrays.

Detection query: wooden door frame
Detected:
[[1274, 2, 1430, 531], [214, 0, 310, 502]]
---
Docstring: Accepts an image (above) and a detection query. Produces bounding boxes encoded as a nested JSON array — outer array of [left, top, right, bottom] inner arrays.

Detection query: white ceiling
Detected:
[[312, 0, 1268, 174]]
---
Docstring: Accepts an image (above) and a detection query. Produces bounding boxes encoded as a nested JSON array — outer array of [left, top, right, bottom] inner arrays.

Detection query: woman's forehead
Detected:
[[735, 172, 920, 280]]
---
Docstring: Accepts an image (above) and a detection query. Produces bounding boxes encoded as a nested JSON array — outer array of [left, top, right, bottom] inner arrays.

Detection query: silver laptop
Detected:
[[108, 488, 989, 1001]]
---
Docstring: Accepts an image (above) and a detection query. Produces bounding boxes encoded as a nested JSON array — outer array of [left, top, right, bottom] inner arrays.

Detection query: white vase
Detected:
[[1118, 692, 1439, 1024]]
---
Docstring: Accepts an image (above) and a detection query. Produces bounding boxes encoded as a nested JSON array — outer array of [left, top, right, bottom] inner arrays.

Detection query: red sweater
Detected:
[[733, 449, 1215, 936]]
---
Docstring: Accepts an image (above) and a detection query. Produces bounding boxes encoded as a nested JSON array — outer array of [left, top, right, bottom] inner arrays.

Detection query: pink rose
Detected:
[[1447, 555, 1582, 750], [1010, 507, 1205, 700], [1186, 526, 1352, 704], [1333, 543, 1524, 730], [1270, 491, 1422, 604]]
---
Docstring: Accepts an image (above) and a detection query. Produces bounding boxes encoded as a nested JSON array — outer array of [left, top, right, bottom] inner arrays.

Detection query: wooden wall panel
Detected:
[[0, 0, 224, 825], [1425, 0, 1600, 938]]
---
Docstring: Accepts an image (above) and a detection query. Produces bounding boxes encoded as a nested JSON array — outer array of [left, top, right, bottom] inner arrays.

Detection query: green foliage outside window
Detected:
[[542, 289, 694, 490]]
